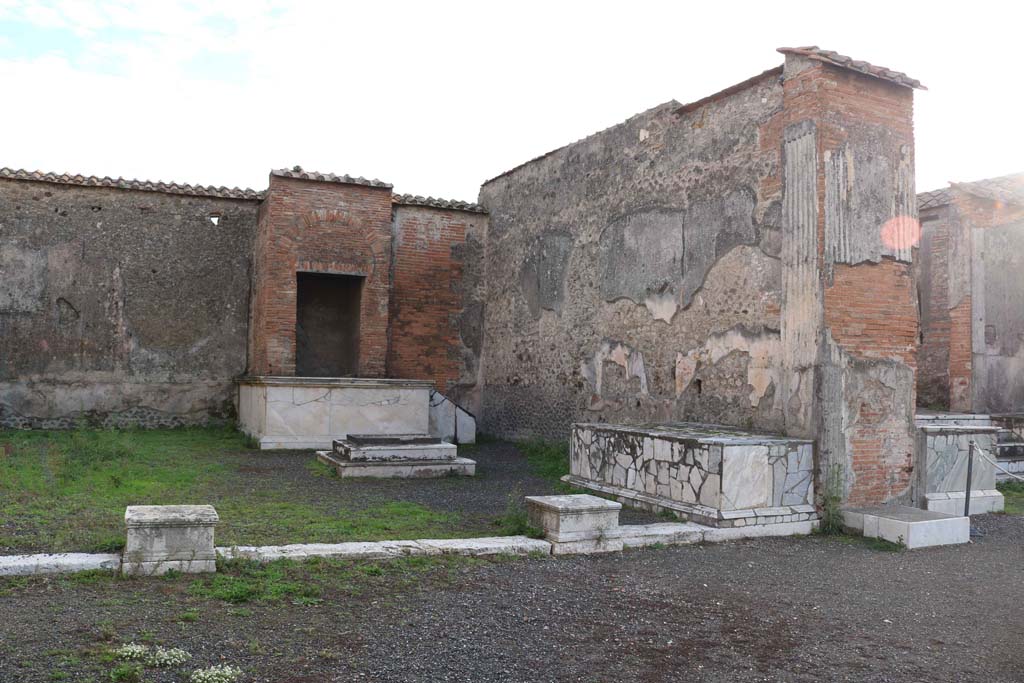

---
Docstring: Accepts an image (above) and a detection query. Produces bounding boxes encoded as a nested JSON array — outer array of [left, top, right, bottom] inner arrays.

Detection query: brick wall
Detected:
[[824, 261, 918, 367], [388, 205, 487, 399], [917, 207, 952, 409], [948, 296, 972, 411], [249, 174, 393, 377]]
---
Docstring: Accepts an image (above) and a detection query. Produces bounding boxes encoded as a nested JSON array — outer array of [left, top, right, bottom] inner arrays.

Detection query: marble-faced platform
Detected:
[[237, 376, 432, 450], [565, 423, 817, 528], [916, 424, 1004, 515]]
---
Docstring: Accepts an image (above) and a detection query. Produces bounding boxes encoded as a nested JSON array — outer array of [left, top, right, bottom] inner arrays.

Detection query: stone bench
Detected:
[[123, 505, 219, 576]]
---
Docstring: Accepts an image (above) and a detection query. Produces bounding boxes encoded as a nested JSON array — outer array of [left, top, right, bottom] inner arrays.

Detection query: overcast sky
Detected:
[[1, 1, 1021, 201]]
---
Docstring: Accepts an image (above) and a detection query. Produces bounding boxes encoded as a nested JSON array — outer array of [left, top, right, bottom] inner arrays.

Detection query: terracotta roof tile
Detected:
[[918, 188, 952, 210], [271, 167, 391, 189], [392, 193, 487, 214], [777, 46, 926, 90], [0, 167, 262, 200], [951, 172, 1024, 207]]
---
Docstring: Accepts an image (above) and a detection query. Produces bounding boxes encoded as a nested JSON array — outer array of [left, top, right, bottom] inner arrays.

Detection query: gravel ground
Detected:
[[2, 514, 1021, 682], [279, 440, 659, 527]]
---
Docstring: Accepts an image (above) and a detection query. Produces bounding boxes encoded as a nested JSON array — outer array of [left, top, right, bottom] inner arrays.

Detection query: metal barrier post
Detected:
[[964, 440, 975, 517]]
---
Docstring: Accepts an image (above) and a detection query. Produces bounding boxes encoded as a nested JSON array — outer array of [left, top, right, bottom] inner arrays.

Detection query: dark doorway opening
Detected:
[[295, 272, 363, 377]]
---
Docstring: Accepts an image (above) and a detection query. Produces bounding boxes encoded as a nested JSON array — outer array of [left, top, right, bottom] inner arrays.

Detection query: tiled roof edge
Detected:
[[0, 167, 263, 200], [778, 46, 926, 90], [271, 168, 392, 189], [392, 193, 487, 214], [917, 187, 953, 210]]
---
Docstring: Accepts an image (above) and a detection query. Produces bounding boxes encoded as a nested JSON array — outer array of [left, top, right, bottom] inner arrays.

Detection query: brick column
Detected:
[[248, 171, 394, 377]]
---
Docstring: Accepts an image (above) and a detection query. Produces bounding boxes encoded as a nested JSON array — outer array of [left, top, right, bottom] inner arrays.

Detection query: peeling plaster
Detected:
[[580, 340, 649, 409], [644, 289, 678, 323], [674, 327, 781, 406]]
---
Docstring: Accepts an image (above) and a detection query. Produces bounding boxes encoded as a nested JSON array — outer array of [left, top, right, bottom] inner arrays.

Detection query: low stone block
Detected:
[[525, 495, 622, 553], [842, 505, 968, 549], [123, 505, 219, 576], [924, 491, 1004, 516], [618, 523, 704, 549]]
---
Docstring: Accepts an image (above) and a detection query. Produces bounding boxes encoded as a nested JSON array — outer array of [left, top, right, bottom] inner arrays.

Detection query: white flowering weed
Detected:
[[189, 664, 243, 683], [113, 643, 149, 661], [146, 646, 192, 667]]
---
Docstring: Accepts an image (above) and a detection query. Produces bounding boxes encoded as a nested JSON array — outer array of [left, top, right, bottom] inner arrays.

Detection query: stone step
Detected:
[[841, 505, 969, 550], [316, 450, 475, 479], [332, 437, 457, 462], [346, 433, 443, 447]]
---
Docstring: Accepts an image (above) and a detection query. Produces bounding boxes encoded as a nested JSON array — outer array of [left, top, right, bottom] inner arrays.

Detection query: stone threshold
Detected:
[[0, 519, 823, 576], [562, 474, 818, 528]]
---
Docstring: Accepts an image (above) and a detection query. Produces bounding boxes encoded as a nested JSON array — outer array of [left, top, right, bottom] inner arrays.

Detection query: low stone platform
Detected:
[[842, 505, 969, 549], [566, 422, 817, 528]]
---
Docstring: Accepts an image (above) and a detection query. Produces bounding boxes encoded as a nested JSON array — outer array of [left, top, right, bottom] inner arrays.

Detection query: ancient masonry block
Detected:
[[123, 505, 219, 576], [525, 494, 623, 554]]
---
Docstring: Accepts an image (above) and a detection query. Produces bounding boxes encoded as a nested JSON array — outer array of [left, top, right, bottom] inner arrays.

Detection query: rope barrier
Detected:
[[975, 445, 1024, 483]]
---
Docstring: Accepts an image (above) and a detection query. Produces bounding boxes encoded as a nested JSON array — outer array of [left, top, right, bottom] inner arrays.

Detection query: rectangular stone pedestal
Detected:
[[841, 505, 969, 549], [525, 494, 623, 554], [924, 490, 1004, 515], [123, 505, 219, 576], [916, 424, 1002, 515], [237, 376, 433, 450]]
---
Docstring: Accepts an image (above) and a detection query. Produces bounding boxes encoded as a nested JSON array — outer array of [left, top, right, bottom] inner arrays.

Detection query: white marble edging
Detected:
[[0, 520, 820, 576], [0, 553, 122, 576], [217, 536, 553, 562]]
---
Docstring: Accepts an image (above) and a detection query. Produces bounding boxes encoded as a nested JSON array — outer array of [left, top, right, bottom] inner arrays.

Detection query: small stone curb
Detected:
[[217, 536, 552, 562], [0, 553, 122, 576], [0, 521, 819, 577]]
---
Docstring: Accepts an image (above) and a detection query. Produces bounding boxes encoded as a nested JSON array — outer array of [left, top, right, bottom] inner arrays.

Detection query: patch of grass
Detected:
[[818, 463, 845, 535], [188, 554, 493, 605], [177, 609, 200, 623], [492, 487, 544, 538], [304, 459, 336, 478], [0, 426, 245, 552], [0, 427, 465, 552], [997, 481, 1024, 515], [518, 440, 570, 481], [108, 662, 143, 682]]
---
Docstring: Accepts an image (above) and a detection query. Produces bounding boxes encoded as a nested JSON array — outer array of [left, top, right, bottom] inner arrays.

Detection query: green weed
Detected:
[[997, 481, 1024, 515]]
